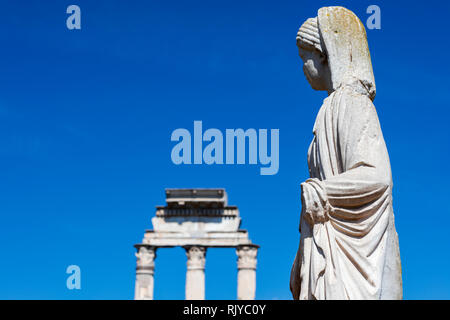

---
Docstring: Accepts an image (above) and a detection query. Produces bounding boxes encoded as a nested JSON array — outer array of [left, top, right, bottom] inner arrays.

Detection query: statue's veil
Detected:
[[318, 7, 376, 100]]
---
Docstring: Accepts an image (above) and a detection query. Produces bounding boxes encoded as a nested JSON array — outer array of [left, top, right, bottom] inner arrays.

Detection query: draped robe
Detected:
[[290, 83, 402, 300]]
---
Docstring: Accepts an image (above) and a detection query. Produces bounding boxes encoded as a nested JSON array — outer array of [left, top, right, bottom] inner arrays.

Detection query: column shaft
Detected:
[[134, 246, 156, 300], [185, 246, 206, 300], [237, 245, 258, 300]]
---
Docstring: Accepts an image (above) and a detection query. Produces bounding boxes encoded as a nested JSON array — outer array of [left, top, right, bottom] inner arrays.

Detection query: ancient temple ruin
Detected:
[[134, 188, 259, 300]]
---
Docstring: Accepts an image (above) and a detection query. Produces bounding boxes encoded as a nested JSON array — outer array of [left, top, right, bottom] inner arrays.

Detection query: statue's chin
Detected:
[[308, 81, 322, 91], [304, 71, 322, 91], [304, 73, 314, 89]]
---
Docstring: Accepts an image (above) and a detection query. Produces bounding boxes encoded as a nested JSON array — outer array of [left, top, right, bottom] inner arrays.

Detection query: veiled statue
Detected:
[[290, 6, 402, 300]]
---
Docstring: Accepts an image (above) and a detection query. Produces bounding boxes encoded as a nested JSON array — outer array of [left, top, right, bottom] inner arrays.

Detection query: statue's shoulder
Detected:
[[334, 84, 375, 107], [329, 85, 379, 126]]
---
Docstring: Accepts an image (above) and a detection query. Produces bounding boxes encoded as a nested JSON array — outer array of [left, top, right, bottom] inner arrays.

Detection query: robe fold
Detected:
[[290, 83, 402, 300]]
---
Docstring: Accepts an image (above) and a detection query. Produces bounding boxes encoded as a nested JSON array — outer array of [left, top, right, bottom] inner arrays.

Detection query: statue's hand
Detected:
[[301, 179, 328, 225]]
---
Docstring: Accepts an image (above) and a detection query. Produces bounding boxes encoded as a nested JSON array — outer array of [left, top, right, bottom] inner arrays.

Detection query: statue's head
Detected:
[[296, 7, 376, 100], [296, 17, 332, 92]]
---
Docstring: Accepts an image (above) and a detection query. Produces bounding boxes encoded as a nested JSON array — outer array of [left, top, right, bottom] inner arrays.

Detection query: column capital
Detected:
[[236, 245, 258, 270], [184, 246, 207, 270], [135, 245, 156, 273]]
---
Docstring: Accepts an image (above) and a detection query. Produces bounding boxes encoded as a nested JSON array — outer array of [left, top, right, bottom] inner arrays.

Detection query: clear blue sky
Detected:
[[0, 0, 449, 299]]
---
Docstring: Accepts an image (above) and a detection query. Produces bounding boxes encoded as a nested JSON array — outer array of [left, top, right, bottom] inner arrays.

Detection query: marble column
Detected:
[[236, 245, 258, 300], [134, 246, 156, 300], [184, 246, 206, 300]]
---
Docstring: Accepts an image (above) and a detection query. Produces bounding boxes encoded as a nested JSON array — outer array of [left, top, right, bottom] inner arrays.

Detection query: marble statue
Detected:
[[290, 6, 402, 300]]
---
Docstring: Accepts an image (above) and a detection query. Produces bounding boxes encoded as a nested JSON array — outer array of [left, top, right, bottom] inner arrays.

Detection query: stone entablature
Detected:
[[165, 188, 227, 207], [155, 207, 238, 217]]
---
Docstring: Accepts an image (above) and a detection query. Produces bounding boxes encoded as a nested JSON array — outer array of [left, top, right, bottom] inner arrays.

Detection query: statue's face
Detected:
[[299, 48, 331, 92]]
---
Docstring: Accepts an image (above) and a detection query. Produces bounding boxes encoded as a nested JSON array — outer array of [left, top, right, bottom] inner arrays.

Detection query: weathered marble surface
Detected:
[[290, 6, 402, 300]]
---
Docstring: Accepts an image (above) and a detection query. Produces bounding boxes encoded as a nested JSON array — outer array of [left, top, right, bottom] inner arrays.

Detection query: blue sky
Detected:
[[0, 0, 449, 299]]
